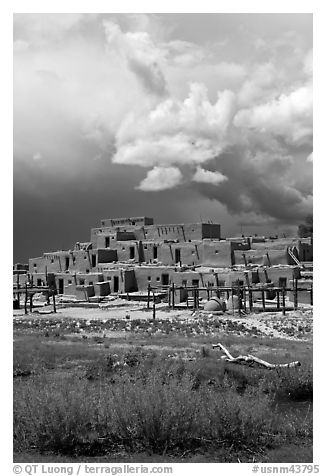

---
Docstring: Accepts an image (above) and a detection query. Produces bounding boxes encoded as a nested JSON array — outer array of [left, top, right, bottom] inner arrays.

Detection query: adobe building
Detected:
[[14, 216, 313, 303]]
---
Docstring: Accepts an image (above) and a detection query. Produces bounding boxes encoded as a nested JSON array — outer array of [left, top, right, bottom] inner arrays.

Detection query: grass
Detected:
[[13, 316, 313, 462]]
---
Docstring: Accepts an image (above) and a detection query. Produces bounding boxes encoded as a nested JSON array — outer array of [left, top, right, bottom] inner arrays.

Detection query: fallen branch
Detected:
[[212, 343, 301, 369]]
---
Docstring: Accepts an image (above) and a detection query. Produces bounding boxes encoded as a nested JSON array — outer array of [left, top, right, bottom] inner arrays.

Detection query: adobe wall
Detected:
[[233, 249, 289, 266], [100, 216, 154, 227], [202, 241, 233, 267]]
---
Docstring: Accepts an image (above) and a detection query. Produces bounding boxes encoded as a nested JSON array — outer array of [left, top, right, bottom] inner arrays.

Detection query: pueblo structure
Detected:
[[14, 216, 313, 306]]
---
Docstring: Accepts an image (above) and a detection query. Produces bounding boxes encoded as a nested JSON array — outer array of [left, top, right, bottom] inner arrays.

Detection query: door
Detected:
[[105, 236, 110, 248], [175, 248, 181, 264], [180, 279, 188, 302], [58, 279, 64, 294], [153, 245, 158, 260], [130, 246, 135, 259], [113, 276, 119, 293], [91, 254, 97, 268], [161, 274, 169, 285]]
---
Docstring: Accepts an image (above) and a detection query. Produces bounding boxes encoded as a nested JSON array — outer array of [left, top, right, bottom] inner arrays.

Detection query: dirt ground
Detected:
[[13, 297, 313, 342]]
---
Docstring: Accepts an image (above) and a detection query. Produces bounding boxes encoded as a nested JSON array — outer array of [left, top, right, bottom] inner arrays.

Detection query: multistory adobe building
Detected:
[[14, 216, 313, 302]]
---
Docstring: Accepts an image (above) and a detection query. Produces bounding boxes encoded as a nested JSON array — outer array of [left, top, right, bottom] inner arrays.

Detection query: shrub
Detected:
[[14, 367, 311, 457]]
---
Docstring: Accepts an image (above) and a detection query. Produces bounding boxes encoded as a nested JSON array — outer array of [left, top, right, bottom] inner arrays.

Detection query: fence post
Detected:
[[282, 287, 286, 315], [147, 284, 151, 309], [172, 282, 175, 309], [261, 289, 266, 311], [310, 284, 313, 305], [249, 288, 253, 312], [24, 283, 28, 315], [294, 278, 298, 310], [152, 291, 156, 320], [237, 283, 242, 316]]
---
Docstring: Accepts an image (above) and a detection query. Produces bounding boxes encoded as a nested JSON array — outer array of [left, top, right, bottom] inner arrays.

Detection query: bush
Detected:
[[14, 367, 311, 457]]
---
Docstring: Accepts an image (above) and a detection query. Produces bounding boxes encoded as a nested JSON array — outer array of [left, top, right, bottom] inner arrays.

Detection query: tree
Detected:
[[298, 214, 313, 238]]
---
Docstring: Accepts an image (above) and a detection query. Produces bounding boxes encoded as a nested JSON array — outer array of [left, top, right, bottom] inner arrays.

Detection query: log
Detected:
[[212, 343, 301, 369]]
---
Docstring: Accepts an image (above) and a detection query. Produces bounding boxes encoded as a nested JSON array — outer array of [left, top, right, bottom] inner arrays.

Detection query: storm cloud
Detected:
[[14, 13, 313, 261]]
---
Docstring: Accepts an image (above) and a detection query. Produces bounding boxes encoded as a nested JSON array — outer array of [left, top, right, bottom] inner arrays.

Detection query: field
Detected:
[[13, 303, 313, 463]]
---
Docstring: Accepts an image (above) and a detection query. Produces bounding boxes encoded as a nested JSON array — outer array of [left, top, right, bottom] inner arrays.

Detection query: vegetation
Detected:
[[298, 214, 313, 238], [13, 319, 313, 462]]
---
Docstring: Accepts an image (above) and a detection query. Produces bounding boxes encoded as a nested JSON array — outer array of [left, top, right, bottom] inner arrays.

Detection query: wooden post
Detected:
[[24, 283, 28, 315], [276, 290, 280, 309], [17, 273, 20, 301], [243, 286, 247, 312], [29, 294, 33, 312], [152, 291, 156, 320], [261, 289, 266, 311], [172, 282, 175, 309], [147, 284, 151, 309], [53, 293, 56, 313], [282, 287, 286, 316], [249, 288, 253, 312], [310, 284, 313, 305], [266, 252, 271, 267], [294, 278, 298, 310], [237, 283, 242, 316]]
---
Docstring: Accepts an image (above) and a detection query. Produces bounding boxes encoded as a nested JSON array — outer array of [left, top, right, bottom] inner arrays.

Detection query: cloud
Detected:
[[14, 13, 312, 229], [113, 84, 236, 168], [32, 152, 42, 161], [307, 152, 313, 162], [233, 83, 312, 144], [193, 167, 228, 186], [137, 166, 183, 191], [103, 20, 168, 97]]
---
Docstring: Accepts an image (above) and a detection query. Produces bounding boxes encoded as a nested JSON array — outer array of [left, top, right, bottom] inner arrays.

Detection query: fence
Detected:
[[146, 280, 313, 318]]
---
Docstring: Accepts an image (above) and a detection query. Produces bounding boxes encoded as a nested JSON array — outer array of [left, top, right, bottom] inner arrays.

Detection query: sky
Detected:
[[13, 13, 313, 263]]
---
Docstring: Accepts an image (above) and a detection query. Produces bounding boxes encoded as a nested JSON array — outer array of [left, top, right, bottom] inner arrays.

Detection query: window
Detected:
[[86, 269, 89, 273], [89, 281, 93, 285], [79, 278, 85, 285], [37, 279, 42, 286], [84, 256, 87, 260], [68, 280, 72, 285], [156, 277, 160, 281], [147, 276, 151, 281], [215, 250, 219, 254], [33, 263, 37, 267], [279, 277, 287, 288], [51, 259, 54, 264]]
